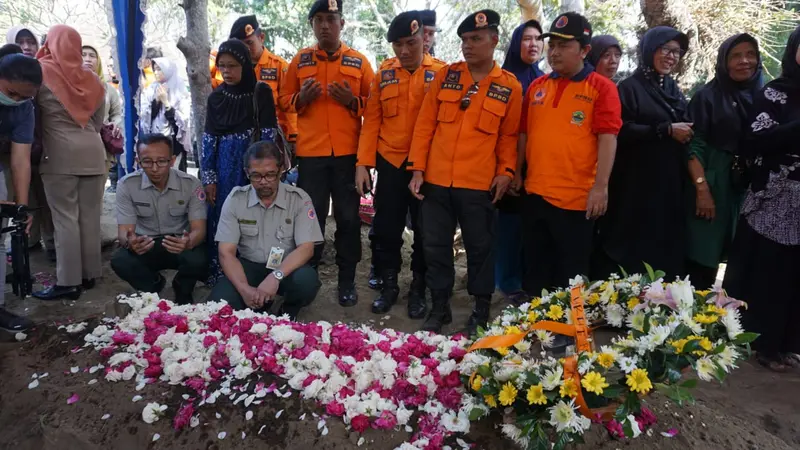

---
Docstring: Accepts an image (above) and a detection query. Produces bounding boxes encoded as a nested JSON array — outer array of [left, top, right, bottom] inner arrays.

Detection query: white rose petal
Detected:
[[218, 431, 226, 440], [88, 379, 98, 385], [15, 332, 27, 341], [358, 437, 366, 446], [101, 414, 111, 420], [245, 411, 253, 421], [321, 426, 328, 436], [242, 431, 246, 440], [152, 433, 160, 442], [142, 402, 165, 424], [28, 379, 39, 389], [275, 409, 284, 418], [132, 395, 143, 403], [215, 412, 222, 419], [70, 367, 79, 374], [258, 425, 266, 435], [190, 416, 200, 428]]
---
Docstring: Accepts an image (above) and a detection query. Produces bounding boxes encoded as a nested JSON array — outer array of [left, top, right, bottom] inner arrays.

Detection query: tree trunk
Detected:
[[177, 0, 211, 161], [518, 0, 543, 23], [560, 0, 585, 14], [638, 0, 701, 89]]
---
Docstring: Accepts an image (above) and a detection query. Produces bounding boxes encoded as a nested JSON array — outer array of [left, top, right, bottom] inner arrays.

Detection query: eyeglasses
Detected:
[[460, 83, 480, 110], [248, 172, 280, 183], [658, 46, 685, 59], [139, 159, 171, 168]]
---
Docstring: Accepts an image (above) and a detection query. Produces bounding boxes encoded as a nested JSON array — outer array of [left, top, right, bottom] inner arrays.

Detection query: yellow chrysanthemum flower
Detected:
[[529, 297, 542, 308], [496, 347, 509, 356], [498, 382, 518, 406], [505, 326, 523, 335], [555, 291, 567, 299], [484, 395, 497, 408], [694, 313, 719, 325], [526, 384, 547, 405], [626, 368, 653, 394], [600, 282, 609, 291], [696, 290, 711, 297], [559, 377, 578, 398], [671, 339, 688, 354], [546, 305, 565, 320], [597, 353, 615, 369], [471, 375, 484, 391], [706, 305, 728, 316], [698, 337, 713, 351], [587, 293, 601, 305], [627, 297, 640, 310], [609, 292, 619, 304], [527, 311, 540, 323], [581, 372, 610, 395]]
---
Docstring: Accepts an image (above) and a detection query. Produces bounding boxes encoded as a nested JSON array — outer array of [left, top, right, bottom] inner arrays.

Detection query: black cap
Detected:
[[457, 10, 500, 37], [542, 12, 592, 46], [230, 15, 260, 40], [387, 11, 423, 43], [419, 10, 436, 27], [308, 0, 343, 20]]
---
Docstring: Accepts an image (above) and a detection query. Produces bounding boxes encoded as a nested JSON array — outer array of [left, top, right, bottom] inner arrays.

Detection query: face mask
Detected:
[[0, 91, 25, 107]]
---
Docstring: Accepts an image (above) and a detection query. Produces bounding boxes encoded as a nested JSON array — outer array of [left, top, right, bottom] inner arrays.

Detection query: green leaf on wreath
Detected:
[[643, 262, 656, 281], [602, 384, 624, 399], [733, 332, 759, 345], [477, 365, 492, 378], [468, 407, 485, 421], [654, 270, 666, 280], [680, 378, 698, 389]]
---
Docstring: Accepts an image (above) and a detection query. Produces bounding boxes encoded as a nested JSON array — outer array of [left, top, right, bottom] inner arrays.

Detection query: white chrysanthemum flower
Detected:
[[534, 329, 555, 348], [548, 400, 578, 433], [627, 311, 646, 332], [647, 325, 672, 349], [618, 356, 638, 374], [437, 360, 457, 377], [606, 304, 625, 328], [142, 402, 167, 424], [716, 346, 739, 373], [441, 411, 470, 433], [249, 323, 268, 334], [302, 379, 325, 399], [720, 309, 744, 340], [121, 365, 136, 381], [542, 366, 564, 391], [458, 353, 490, 374], [513, 340, 531, 353], [600, 345, 622, 361], [501, 424, 529, 447], [669, 279, 695, 312], [695, 356, 716, 382], [396, 403, 413, 426], [680, 311, 705, 335]]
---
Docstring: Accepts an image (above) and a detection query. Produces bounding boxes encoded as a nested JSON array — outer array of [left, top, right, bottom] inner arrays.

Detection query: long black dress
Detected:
[[596, 27, 691, 279]]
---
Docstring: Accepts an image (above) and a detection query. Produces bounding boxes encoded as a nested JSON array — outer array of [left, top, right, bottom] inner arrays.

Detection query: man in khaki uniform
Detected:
[[111, 134, 208, 304], [206, 141, 322, 318]]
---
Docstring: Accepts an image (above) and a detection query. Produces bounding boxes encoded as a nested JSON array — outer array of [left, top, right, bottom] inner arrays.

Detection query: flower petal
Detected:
[[67, 393, 79, 404], [28, 380, 39, 389]]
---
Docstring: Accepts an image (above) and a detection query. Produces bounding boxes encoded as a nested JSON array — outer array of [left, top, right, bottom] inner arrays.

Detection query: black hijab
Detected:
[[502, 20, 545, 94], [779, 25, 800, 84], [587, 35, 621, 68], [689, 34, 762, 155], [635, 26, 690, 121], [205, 39, 275, 135]]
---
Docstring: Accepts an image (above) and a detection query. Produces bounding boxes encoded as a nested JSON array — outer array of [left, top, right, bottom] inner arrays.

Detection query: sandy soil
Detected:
[[0, 218, 799, 450]]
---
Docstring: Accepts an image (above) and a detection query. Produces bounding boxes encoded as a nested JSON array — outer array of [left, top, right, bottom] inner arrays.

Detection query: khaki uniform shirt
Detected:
[[215, 183, 323, 264], [116, 168, 207, 236]]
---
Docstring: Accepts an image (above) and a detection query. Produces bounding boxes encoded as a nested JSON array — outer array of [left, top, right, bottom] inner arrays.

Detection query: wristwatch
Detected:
[[273, 270, 284, 281], [695, 177, 706, 185]]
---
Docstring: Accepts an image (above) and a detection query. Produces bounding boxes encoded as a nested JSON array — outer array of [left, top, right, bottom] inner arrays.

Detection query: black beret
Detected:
[[419, 10, 436, 27], [230, 15, 260, 40], [308, 0, 343, 20], [457, 10, 500, 37], [387, 11, 423, 43]]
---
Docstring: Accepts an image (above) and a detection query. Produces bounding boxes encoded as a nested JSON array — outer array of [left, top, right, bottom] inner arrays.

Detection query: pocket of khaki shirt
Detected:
[[239, 224, 259, 237], [169, 206, 188, 217]]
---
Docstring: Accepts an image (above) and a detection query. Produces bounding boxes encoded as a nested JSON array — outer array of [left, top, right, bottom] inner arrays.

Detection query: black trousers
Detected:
[[421, 184, 494, 296], [297, 154, 362, 282], [371, 154, 425, 274], [522, 194, 594, 295]]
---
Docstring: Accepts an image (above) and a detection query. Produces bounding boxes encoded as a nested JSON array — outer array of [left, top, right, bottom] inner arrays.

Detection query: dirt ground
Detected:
[[0, 218, 799, 450]]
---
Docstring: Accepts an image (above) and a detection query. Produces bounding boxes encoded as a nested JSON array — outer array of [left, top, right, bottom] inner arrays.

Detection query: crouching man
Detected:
[[206, 141, 322, 318], [111, 134, 208, 304]]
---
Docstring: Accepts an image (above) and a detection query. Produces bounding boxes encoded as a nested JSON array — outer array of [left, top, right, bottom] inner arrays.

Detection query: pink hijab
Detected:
[[36, 25, 104, 127]]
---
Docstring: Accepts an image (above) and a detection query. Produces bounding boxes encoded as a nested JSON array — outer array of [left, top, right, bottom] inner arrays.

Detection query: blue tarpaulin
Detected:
[[111, 0, 145, 175]]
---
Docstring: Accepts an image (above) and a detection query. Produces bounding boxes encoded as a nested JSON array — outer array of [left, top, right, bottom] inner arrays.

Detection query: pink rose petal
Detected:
[[67, 393, 79, 404], [661, 428, 679, 438]]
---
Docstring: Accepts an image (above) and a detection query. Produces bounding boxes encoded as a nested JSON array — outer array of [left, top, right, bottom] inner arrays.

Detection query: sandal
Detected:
[[756, 354, 790, 373]]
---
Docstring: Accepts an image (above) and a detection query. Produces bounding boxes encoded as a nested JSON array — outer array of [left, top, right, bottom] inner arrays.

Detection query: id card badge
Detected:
[[267, 246, 285, 270]]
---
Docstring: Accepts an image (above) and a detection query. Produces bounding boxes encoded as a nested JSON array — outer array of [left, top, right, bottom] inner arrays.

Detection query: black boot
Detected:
[[421, 290, 452, 333], [367, 265, 383, 291], [338, 281, 358, 307], [372, 271, 399, 314], [407, 272, 427, 320], [466, 295, 492, 337], [0, 307, 34, 332]]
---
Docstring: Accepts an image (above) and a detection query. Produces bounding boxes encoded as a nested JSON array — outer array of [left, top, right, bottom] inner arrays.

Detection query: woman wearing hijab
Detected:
[[139, 57, 191, 171], [722, 26, 800, 372], [685, 34, 762, 289], [201, 39, 278, 285], [6, 26, 39, 58], [82, 45, 123, 189], [596, 26, 693, 279], [32, 25, 106, 301], [588, 35, 622, 80], [495, 20, 544, 303]]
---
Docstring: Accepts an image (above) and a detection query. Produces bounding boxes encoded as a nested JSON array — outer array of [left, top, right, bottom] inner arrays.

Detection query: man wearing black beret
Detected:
[[407, 10, 523, 335], [418, 9, 438, 57], [355, 11, 446, 320], [279, 0, 375, 308]]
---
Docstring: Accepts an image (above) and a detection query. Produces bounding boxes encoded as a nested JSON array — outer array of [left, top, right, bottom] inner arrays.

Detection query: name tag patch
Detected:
[[260, 68, 278, 81], [238, 219, 257, 225], [574, 94, 594, 104], [487, 83, 511, 103], [134, 202, 150, 207], [441, 82, 463, 91], [298, 53, 316, 68], [342, 56, 363, 69]]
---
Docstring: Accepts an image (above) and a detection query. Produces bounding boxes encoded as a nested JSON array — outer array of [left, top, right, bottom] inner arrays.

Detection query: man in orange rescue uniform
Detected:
[[213, 15, 298, 144], [407, 10, 522, 335], [279, 0, 374, 307], [513, 12, 622, 296], [356, 11, 445, 319]]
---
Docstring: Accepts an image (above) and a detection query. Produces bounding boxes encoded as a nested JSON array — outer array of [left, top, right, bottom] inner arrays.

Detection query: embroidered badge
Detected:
[[342, 56, 363, 69], [244, 24, 255, 36], [328, 0, 338, 12], [445, 70, 461, 83], [379, 69, 398, 88], [410, 20, 420, 34], [298, 53, 316, 68], [475, 13, 488, 28], [441, 82, 463, 91], [556, 15, 568, 28], [177, 200, 185, 205], [238, 219, 257, 225], [194, 186, 206, 201], [308, 208, 316, 219], [424, 70, 436, 83], [134, 201, 150, 207], [534, 88, 546, 101], [571, 110, 586, 126], [285, 218, 292, 224], [260, 68, 278, 81], [487, 83, 511, 103]]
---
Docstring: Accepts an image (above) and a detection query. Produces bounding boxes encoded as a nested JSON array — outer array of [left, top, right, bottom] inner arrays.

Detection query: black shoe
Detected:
[[33, 285, 81, 301], [421, 290, 452, 333], [172, 279, 194, 305], [82, 278, 96, 290], [372, 271, 399, 314], [466, 295, 492, 337], [5, 273, 34, 285], [0, 307, 34, 332], [46, 249, 57, 263], [367, 265, 383, 291], [407, 272, 428, 320], [338, 282, 358, 307]]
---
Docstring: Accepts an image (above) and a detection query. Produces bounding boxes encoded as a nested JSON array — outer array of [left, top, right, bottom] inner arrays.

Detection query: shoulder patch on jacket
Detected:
[[342, 55, 363, 69], [260, 68, 278, 81], [487, 83, 512, 103], [298, 52, 316, 68]]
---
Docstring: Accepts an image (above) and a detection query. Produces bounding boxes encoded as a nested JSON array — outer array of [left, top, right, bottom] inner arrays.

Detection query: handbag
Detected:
[[101, 124, 124, 156]]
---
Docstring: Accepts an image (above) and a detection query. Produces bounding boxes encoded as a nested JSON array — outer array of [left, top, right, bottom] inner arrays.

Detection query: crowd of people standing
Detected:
[[0, 2, 796, 372]]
